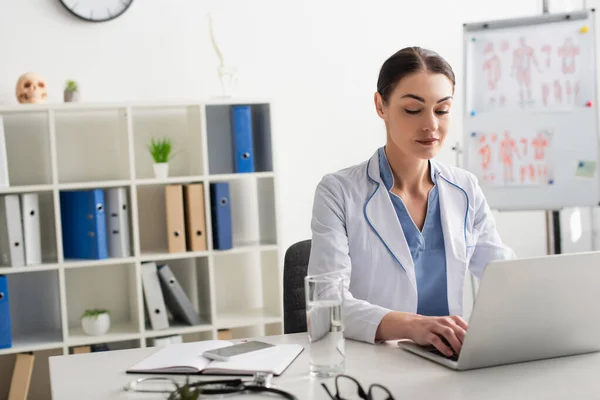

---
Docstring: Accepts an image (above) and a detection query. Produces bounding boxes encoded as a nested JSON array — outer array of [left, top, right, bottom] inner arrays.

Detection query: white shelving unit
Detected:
[[0, 99, 283, 398]]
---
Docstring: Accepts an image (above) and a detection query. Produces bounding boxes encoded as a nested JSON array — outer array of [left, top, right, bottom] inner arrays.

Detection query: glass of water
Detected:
[[305, 273, 345, 377]]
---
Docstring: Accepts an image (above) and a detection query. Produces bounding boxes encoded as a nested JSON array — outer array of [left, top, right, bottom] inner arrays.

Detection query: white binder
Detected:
[[0, 117, 9, 188], [105, 188, 131, 258], [21, 193, 41, 266], [0, 195, 24, 266], [141, 262, 169, 330]]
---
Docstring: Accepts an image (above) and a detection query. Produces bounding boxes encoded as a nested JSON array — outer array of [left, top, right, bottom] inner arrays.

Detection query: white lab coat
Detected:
[[307, 149, 516, 344]]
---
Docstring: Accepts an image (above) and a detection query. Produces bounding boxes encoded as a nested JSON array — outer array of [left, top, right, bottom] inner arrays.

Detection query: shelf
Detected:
[[144, 323, 213, 339], [206, 172, 274, 181], [0, 99, 274, 114], [212, 244, 278, 255], [67, 323, 140, 347], [0, 184, 54, 194], [58, 180, 132, 190], [215, 311, 282, 330], [0, 332, 64, 356], [134, 173, 274, 186], [62, 257, 137, 269], [135, 175, 205, 186], [140, 251, 210, 262], [0, 264, 59, 275]]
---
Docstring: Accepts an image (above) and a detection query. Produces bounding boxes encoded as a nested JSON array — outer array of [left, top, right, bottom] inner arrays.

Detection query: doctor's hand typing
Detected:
[[376, 312, 468, 357]]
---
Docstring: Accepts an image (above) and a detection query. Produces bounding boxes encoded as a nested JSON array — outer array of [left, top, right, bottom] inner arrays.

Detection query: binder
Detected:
[[157, 264, 201, 325], [20, 193, 41, 266], [8, 353, 34, 400], [141, 262, 170, 330], [72, 346, 91, 354], [59, 189, 108, 260], [165, 185, 186, 253], [105, 188, 131, 258], [0, 195, 25, 267], [0, 116, 9, 188], [183, 184, 207, 252], [231, 105, 255, 173], [0, 275, 12, 349], [210, 183, 233, 250]]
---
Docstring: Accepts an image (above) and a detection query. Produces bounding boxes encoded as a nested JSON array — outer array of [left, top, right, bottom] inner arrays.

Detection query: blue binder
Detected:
[[60, 189, 108, 260], [231, 105, 255, 173], [0, 275, 12, 349], [210, 183, 233, 250]]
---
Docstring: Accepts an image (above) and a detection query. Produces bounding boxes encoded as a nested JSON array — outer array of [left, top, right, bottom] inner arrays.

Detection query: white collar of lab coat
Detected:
[[364, 150, 470, 296]]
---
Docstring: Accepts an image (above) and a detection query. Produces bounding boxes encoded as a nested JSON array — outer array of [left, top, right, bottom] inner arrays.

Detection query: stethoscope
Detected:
[[123, 372, 298, 399]]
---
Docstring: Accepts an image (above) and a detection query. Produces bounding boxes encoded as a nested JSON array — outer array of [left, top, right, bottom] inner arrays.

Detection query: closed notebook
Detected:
[[126, 340, 303, 376]]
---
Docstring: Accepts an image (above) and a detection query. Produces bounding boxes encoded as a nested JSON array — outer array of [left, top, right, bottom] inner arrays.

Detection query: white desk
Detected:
[[49, 333, 600, 399]]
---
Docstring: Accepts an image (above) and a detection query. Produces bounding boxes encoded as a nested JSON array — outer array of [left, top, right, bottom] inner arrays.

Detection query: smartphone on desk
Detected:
[[203, 341, 276, 361]]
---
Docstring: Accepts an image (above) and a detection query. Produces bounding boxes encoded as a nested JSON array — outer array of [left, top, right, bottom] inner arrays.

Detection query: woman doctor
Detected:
[[307, 47, 516, 358]]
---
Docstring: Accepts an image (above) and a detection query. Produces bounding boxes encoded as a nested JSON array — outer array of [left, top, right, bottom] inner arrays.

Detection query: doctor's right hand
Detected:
[[376, 312, 468, 357], [406, 315, 468, 357]]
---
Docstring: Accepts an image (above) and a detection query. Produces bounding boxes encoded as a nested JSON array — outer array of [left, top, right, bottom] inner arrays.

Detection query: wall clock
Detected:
[[59, 0, 133, 23]]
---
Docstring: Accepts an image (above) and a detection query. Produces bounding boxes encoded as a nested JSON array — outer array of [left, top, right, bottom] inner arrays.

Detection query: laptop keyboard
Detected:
[[423, 345, 459, 362]]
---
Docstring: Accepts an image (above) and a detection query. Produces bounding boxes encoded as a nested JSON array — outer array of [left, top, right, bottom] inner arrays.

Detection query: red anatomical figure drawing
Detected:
[[512, 37, 540, 106], [478, 135, 492, 182], [557, 37, 579, 75], [500, 131, 519, 183], [483, 42, 501, 95]]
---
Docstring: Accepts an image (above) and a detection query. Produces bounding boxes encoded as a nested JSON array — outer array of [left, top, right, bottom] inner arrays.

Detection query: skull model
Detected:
[[15, 72, 48, 104]]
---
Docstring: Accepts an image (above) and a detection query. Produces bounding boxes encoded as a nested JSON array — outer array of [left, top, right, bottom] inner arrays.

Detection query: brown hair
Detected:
[[376, 47, 455, 104]]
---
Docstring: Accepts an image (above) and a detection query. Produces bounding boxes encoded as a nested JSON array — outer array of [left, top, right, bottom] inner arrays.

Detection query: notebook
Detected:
[[126, 340, 303, 376]]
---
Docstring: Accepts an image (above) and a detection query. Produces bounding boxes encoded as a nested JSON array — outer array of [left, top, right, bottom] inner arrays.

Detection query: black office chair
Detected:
[[283, 239, 311, 334]]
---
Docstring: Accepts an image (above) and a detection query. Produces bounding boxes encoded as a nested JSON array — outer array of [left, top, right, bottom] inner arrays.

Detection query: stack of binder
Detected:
[[141, 262, 202, 330], [0, 194, 42, 267], [59, 188, 132, 260], [164, 183, 212, 254]]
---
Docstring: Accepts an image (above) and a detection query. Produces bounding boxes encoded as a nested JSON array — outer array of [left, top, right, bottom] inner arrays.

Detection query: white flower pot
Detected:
[[81, 313, 110, 336], [153, 163, 169, 179]]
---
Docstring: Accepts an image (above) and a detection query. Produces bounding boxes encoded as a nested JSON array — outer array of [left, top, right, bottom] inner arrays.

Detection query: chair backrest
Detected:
[[283, 239, 311, 334]]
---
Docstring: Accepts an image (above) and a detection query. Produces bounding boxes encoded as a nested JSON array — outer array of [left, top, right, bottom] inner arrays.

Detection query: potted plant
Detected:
[[168, 377, 202, 400], [148, 137, 174, 179], [64, 80, 80, 103], [81, 309, 110, 336]]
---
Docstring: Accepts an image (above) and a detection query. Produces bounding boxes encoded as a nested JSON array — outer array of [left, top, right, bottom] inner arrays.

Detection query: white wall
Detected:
[[0, 0, 595, 260]]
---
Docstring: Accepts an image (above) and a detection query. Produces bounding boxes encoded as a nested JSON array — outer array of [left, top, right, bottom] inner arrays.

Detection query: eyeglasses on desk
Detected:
[[321, 374, 395, 400]]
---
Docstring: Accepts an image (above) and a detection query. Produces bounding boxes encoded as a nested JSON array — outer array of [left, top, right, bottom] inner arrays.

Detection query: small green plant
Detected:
[[64, 80, 79, 92], [81, 309, 109, 319], [167, 377, 202, 400], [148, 137, 174, 163]]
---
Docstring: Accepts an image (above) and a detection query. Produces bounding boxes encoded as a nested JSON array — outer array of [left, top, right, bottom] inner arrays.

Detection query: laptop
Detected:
[[398, 251, 600, 370]]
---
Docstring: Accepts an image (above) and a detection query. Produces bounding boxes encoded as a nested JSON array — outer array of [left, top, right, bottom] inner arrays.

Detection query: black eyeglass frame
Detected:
[[321, 374, 395, 400]]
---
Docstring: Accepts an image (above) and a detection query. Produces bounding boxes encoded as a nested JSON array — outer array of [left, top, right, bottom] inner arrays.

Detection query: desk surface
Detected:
[[50, 333, 600, 399]]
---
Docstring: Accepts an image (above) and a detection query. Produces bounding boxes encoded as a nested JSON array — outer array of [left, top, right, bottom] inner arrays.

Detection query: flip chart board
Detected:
[[463, 10, 600, 210]]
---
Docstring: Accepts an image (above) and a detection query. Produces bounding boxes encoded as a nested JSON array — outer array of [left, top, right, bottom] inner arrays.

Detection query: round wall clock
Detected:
[[59, 0, 133, 23]]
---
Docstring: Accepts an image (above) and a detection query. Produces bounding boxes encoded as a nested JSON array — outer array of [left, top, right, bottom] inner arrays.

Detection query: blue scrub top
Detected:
[[378, 147, 450, 316]]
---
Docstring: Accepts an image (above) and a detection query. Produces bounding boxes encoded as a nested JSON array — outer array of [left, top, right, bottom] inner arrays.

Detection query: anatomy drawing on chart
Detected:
[[541, 83, 550, 106], [554, 80, 563, 104], [541, 44, 551, 67], [557, 37, 580, 75], [477, 134, 493, 183], [500, 131, 519, 183], [482, 42, 501, 106], [471, 129, 553, 187], [511, 37, 541, 107]]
